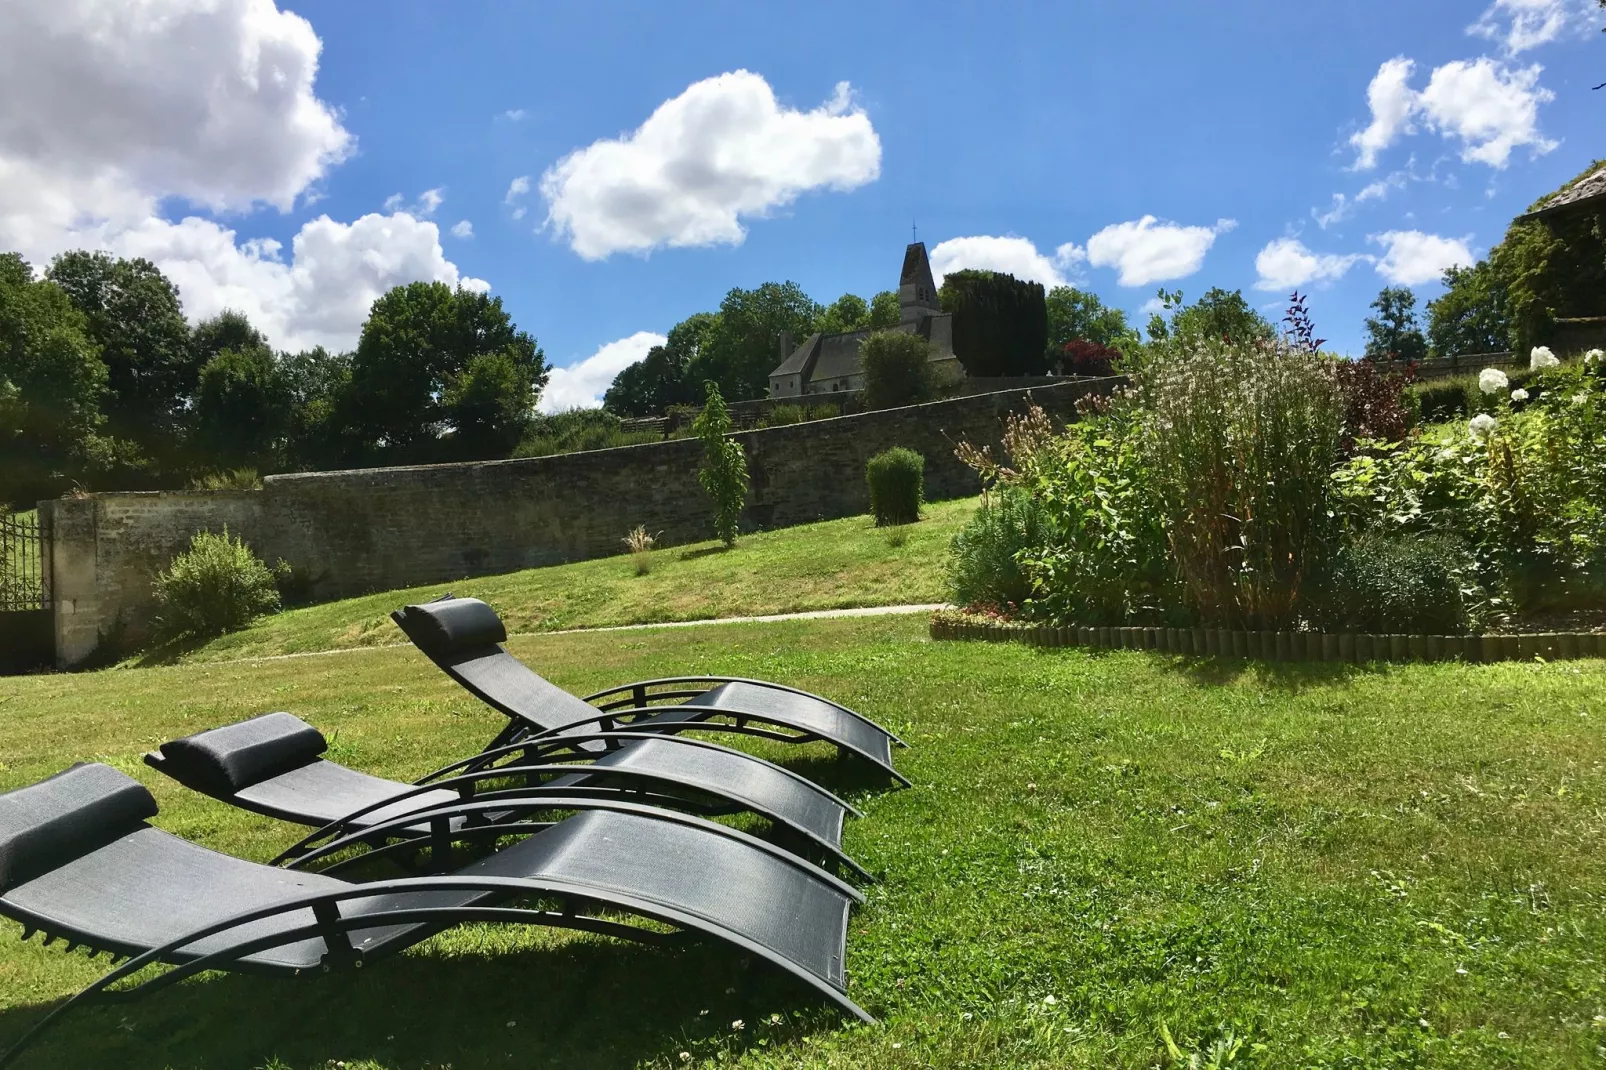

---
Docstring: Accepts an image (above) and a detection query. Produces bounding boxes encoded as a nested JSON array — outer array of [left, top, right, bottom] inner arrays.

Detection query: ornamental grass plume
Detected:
[[1530, 346, 1560, 370], [1479, 368, 1510, 394], [1469, 412, 1498, 440]]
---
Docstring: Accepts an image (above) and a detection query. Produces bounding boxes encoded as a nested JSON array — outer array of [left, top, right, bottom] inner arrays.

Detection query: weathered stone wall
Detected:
[[43, 379, 1117, 666]]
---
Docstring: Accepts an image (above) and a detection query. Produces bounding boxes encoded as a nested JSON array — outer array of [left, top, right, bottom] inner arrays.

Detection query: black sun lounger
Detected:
[[392, 597, 909, 785], [144, 711, 867, 879], [0, 763, 870, 1066]]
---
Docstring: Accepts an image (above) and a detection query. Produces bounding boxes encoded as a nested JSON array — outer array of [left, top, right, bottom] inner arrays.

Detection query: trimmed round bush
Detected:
[[153, 528, 283, 641], [866, 447, 924, 527], [1319, 533, 1473, 634], [945, 486, 1044, 611]]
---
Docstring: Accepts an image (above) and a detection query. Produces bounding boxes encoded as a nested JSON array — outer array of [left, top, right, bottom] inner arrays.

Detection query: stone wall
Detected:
[[43, 378, 1118, 666]]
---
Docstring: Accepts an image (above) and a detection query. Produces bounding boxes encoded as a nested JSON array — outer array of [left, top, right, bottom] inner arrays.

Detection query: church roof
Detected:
[[810, 329, 875, 382], [1518, 164, 1606, 222], [771, 333, 821, 377], [900, 241, 937, 293]]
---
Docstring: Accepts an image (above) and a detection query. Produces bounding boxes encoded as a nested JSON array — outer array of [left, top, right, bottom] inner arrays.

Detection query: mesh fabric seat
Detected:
[[0, 763, 869, 1065], [393, 596, 907, 784]]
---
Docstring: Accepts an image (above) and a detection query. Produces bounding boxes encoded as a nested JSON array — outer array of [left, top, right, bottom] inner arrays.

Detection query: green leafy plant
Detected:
[[944, 485, 1044, 612], [1318, 533, 1476, 634], [692, 381, 749, 546], [186, 468, 262, 491], [865, 447, 924, 526], [152, 528, 283, 641], [860, 331, 934, 409]]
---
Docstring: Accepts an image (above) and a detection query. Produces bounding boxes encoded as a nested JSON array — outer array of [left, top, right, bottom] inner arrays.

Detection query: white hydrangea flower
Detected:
[[1586, 349, 1604, 368], [1573, 393, 1589, 405], [1511, 388, 1529, 402], [1530, 346, 1560, 370], [1469, 413, 1498, 440], [1478, 368, 1509, 394]]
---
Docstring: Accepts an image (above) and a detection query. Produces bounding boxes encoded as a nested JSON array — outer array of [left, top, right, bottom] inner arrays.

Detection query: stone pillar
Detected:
[[45, 498, 101, 668]]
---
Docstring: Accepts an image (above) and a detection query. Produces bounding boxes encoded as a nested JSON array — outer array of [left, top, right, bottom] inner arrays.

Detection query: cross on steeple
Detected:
[[911, 219, 917, 243]]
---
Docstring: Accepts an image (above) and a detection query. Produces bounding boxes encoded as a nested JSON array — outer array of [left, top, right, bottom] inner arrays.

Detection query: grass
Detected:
[[153, 498, 973, 665], [2, 614, 1604, 1067]]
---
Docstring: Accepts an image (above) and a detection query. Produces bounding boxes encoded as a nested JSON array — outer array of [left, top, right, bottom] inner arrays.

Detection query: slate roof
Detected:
[[810, 330, 875, 382], [1519, 164, 1606, 222], [771, 332, 821, 377], [900, 242, 937, 293]]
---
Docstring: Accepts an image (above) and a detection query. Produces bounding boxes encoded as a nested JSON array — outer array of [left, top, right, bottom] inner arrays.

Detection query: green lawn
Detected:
[[3, 615, 1604, 1067], [158, 497, 974, 665]]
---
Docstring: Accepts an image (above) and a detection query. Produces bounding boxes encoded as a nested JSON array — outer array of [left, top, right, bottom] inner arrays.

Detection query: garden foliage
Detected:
[[865, 447, 925, 526], [947, 285, 1606, 633], [153, 528, 283, 640], [693, 381, 749, 546], [860, 331, 934, 409]]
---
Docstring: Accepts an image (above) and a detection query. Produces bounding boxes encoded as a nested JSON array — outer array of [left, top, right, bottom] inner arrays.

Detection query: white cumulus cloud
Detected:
[[539, 71, 881, 260], [1469, 0, 1596, 54], [1253, 238, 1367, 291], [383, 188, 444, 217], [927, 235, 1084, 288], [540, 331, 667, 413], [1418, 58, 1556, 168], [90, 211, 487, 353], [1349, 57, 1419, 170], [1347, 55, 1555, 171], [1370, 230, 1475, 285], [1085, 216, 1235, 287], [450, 220, 474, 239], [0, 0, 487, 353]]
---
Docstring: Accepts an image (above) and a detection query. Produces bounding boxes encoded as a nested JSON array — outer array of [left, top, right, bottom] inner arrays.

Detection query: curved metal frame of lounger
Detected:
[[495, 702, 911, 787], [0, 874, 871, 1068], [270, 741, 870, 880], [0, 798, 871, 1068], [583, 676, 909, 748]]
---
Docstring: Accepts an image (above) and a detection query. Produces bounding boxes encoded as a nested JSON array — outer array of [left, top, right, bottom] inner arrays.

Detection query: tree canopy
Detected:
[[939, 269, 1049, 377], [345, 281, 548, 460], [1363, 287, 1428, 363], [0, 253, 109, 503]]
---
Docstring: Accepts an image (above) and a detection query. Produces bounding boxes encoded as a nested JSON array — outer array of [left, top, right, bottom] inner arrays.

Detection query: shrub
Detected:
[[515, 409, 658, 457], [1319, 534, 1474, 634], [1336, 355, 1415, 451], [187, 468, 262, 491], [621, 524, 658, 575], [153, 528, 282, 641], [693, 382, 748, 546], [766, 403, 807, 426], [1054, 339, 1121, 377], [861, 331, 933, 408], [866, 447, 924, 526], [945, 486, 1044, 612], [1144, 336, 1344, 628]]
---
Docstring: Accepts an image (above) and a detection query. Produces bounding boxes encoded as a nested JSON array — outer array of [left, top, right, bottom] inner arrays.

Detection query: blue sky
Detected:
[[1, 0, 1600, 409]]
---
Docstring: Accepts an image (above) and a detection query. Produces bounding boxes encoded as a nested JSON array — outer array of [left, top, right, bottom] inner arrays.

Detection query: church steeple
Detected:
[[898, 241, 940, 324]]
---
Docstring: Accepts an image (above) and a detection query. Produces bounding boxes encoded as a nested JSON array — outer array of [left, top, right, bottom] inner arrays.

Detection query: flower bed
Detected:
[[930, 610, 1606, 663]]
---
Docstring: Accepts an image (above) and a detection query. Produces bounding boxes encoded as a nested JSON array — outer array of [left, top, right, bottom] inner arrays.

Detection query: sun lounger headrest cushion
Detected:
[[156, 712, 328, 797], [0, 763, 158, 890], [397, 597, 507, 656]]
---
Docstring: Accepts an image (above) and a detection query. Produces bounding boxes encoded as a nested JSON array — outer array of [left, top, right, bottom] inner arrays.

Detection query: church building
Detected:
[[768, 241, 961, 398]]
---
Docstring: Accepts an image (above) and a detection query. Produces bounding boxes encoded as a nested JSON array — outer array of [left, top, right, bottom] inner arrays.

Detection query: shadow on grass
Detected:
[[123, 634, 215, 670], [0, 931, 853, 1069], [1147, 653, 1395, 692], [677, 545, 733, 562]]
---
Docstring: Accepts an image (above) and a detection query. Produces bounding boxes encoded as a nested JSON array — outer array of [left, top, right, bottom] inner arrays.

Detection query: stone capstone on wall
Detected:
[[43, 378, 1120, 666]]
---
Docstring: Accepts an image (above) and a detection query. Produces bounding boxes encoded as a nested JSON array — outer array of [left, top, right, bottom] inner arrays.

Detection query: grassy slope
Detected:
[[159, 497, 974, 664], [2, 615, 1604, 1068]]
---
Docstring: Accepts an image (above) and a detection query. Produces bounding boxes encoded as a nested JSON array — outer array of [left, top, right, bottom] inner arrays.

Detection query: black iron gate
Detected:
[[0, 510, 53, 672]]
